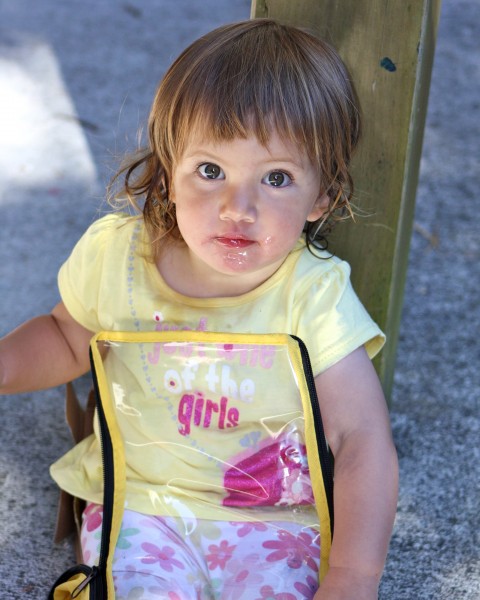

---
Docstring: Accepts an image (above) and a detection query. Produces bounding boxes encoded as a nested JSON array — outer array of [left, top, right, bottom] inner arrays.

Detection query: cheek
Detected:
[[175, 202, 210, 243], [260, 219, 304, 255], [269, 205, 309, 236]]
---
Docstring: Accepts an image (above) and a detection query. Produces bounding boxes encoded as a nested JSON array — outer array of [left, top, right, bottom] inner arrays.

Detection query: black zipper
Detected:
[[291, 335, 335, 538], [71, 565, 98, 598], [88, 346, 116, 599]]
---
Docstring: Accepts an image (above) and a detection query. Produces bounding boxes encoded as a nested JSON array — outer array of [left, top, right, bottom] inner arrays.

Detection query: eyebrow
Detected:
[[183, 149, 220, 160], [183, 148, 306, 170]]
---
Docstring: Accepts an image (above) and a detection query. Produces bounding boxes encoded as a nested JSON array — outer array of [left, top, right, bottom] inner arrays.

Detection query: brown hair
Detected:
[[109, 18, 361, 255]]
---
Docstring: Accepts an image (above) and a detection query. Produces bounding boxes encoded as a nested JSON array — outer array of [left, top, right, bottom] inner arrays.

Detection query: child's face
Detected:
[[168, 130, 327, 296]]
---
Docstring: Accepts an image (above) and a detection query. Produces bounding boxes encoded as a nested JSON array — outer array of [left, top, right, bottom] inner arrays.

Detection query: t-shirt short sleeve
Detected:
[[293, 256, 385, 376], [58, 214, 125, 332]]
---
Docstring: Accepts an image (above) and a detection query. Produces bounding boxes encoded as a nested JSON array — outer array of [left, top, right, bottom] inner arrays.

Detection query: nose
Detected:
[[219, 185, 256, 223]]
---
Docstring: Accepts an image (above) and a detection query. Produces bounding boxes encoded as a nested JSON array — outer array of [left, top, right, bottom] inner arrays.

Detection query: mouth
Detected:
[[214, 236, 255, 249]]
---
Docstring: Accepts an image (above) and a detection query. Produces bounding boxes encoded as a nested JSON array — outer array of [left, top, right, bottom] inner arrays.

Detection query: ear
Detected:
[[306, 193, 330, 222]]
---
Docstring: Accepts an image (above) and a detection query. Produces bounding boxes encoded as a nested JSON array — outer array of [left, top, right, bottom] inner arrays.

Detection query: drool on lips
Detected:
[[215, 237, 255, 249]]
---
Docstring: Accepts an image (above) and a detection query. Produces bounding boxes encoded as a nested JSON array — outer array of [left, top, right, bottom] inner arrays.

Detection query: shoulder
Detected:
[[57, 214, 148, 331], [79, 212, 140, 246], [65, 213, 146, 265], [286, 239, 352, 300], [58, 213, 144, 286]]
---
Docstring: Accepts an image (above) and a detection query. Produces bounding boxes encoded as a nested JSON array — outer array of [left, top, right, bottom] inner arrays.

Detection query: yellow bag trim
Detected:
[[52, 572, 89, 599]]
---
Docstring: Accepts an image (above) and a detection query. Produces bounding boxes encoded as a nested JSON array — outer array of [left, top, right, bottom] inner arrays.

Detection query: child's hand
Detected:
[[314, 567, 379, 599]]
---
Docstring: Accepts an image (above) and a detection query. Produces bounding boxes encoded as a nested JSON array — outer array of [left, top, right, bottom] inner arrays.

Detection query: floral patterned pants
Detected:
[[81, 503, 321, 599]]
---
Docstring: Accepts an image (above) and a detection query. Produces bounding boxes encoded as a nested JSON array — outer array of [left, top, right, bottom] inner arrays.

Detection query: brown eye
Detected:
[[198, 163, 224, 180], [265, 171, 291, 187]]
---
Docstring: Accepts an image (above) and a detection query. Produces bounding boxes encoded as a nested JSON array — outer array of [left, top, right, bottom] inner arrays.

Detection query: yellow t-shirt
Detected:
[[50, 213, 384, 523]]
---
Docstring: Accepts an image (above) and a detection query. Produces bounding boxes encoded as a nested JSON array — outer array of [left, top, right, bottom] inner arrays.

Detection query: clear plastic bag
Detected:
[[53, 331, 333, 599]]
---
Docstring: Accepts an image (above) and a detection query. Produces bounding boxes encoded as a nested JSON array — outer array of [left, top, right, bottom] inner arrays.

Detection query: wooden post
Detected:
[[251, 0, 441, 401]]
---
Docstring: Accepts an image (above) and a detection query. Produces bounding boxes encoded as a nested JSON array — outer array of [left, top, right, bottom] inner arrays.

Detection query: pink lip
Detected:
[[215, 236, 255, 249]]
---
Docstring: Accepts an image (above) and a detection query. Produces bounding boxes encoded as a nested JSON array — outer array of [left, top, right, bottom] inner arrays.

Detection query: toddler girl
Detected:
[[0, 19, 398, 600]]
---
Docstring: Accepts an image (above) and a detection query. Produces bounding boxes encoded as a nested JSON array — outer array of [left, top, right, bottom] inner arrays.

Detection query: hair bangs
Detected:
[[162, 20, 325, 165]]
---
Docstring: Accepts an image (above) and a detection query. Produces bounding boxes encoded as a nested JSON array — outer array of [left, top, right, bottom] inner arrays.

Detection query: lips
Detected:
[[214, 236, 255, 249]]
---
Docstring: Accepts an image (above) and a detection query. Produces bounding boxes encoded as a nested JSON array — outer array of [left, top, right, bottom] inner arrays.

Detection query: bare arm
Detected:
[[314, 346, 399, 600], [0, 302, 94, 394]]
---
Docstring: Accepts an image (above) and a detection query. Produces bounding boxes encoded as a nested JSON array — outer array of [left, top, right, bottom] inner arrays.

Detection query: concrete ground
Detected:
[[0, 1, 478, 598]]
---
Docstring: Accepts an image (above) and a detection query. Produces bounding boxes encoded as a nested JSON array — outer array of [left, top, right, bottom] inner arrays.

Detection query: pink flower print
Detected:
[[121, 564, 153, 580], [263, 530, 320, 571], [223, 555, 264, 600], [230, 521, 269, 538], [82, 549, 91, 564], [256, 585, 297, 600], [114, 582, 148, 599], [294, 574, 319, 599], [148, 588, 181, 598], [206, 539, 236, 570], [83, 503, 103, 532], [140, 543, 185, 572]]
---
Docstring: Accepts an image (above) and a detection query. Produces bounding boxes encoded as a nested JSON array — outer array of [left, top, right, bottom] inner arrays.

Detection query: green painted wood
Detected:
[[251, 0, 441, 402]]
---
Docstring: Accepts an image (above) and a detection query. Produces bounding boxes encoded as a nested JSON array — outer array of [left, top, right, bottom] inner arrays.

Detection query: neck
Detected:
[[157, 241, 283, 298]]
